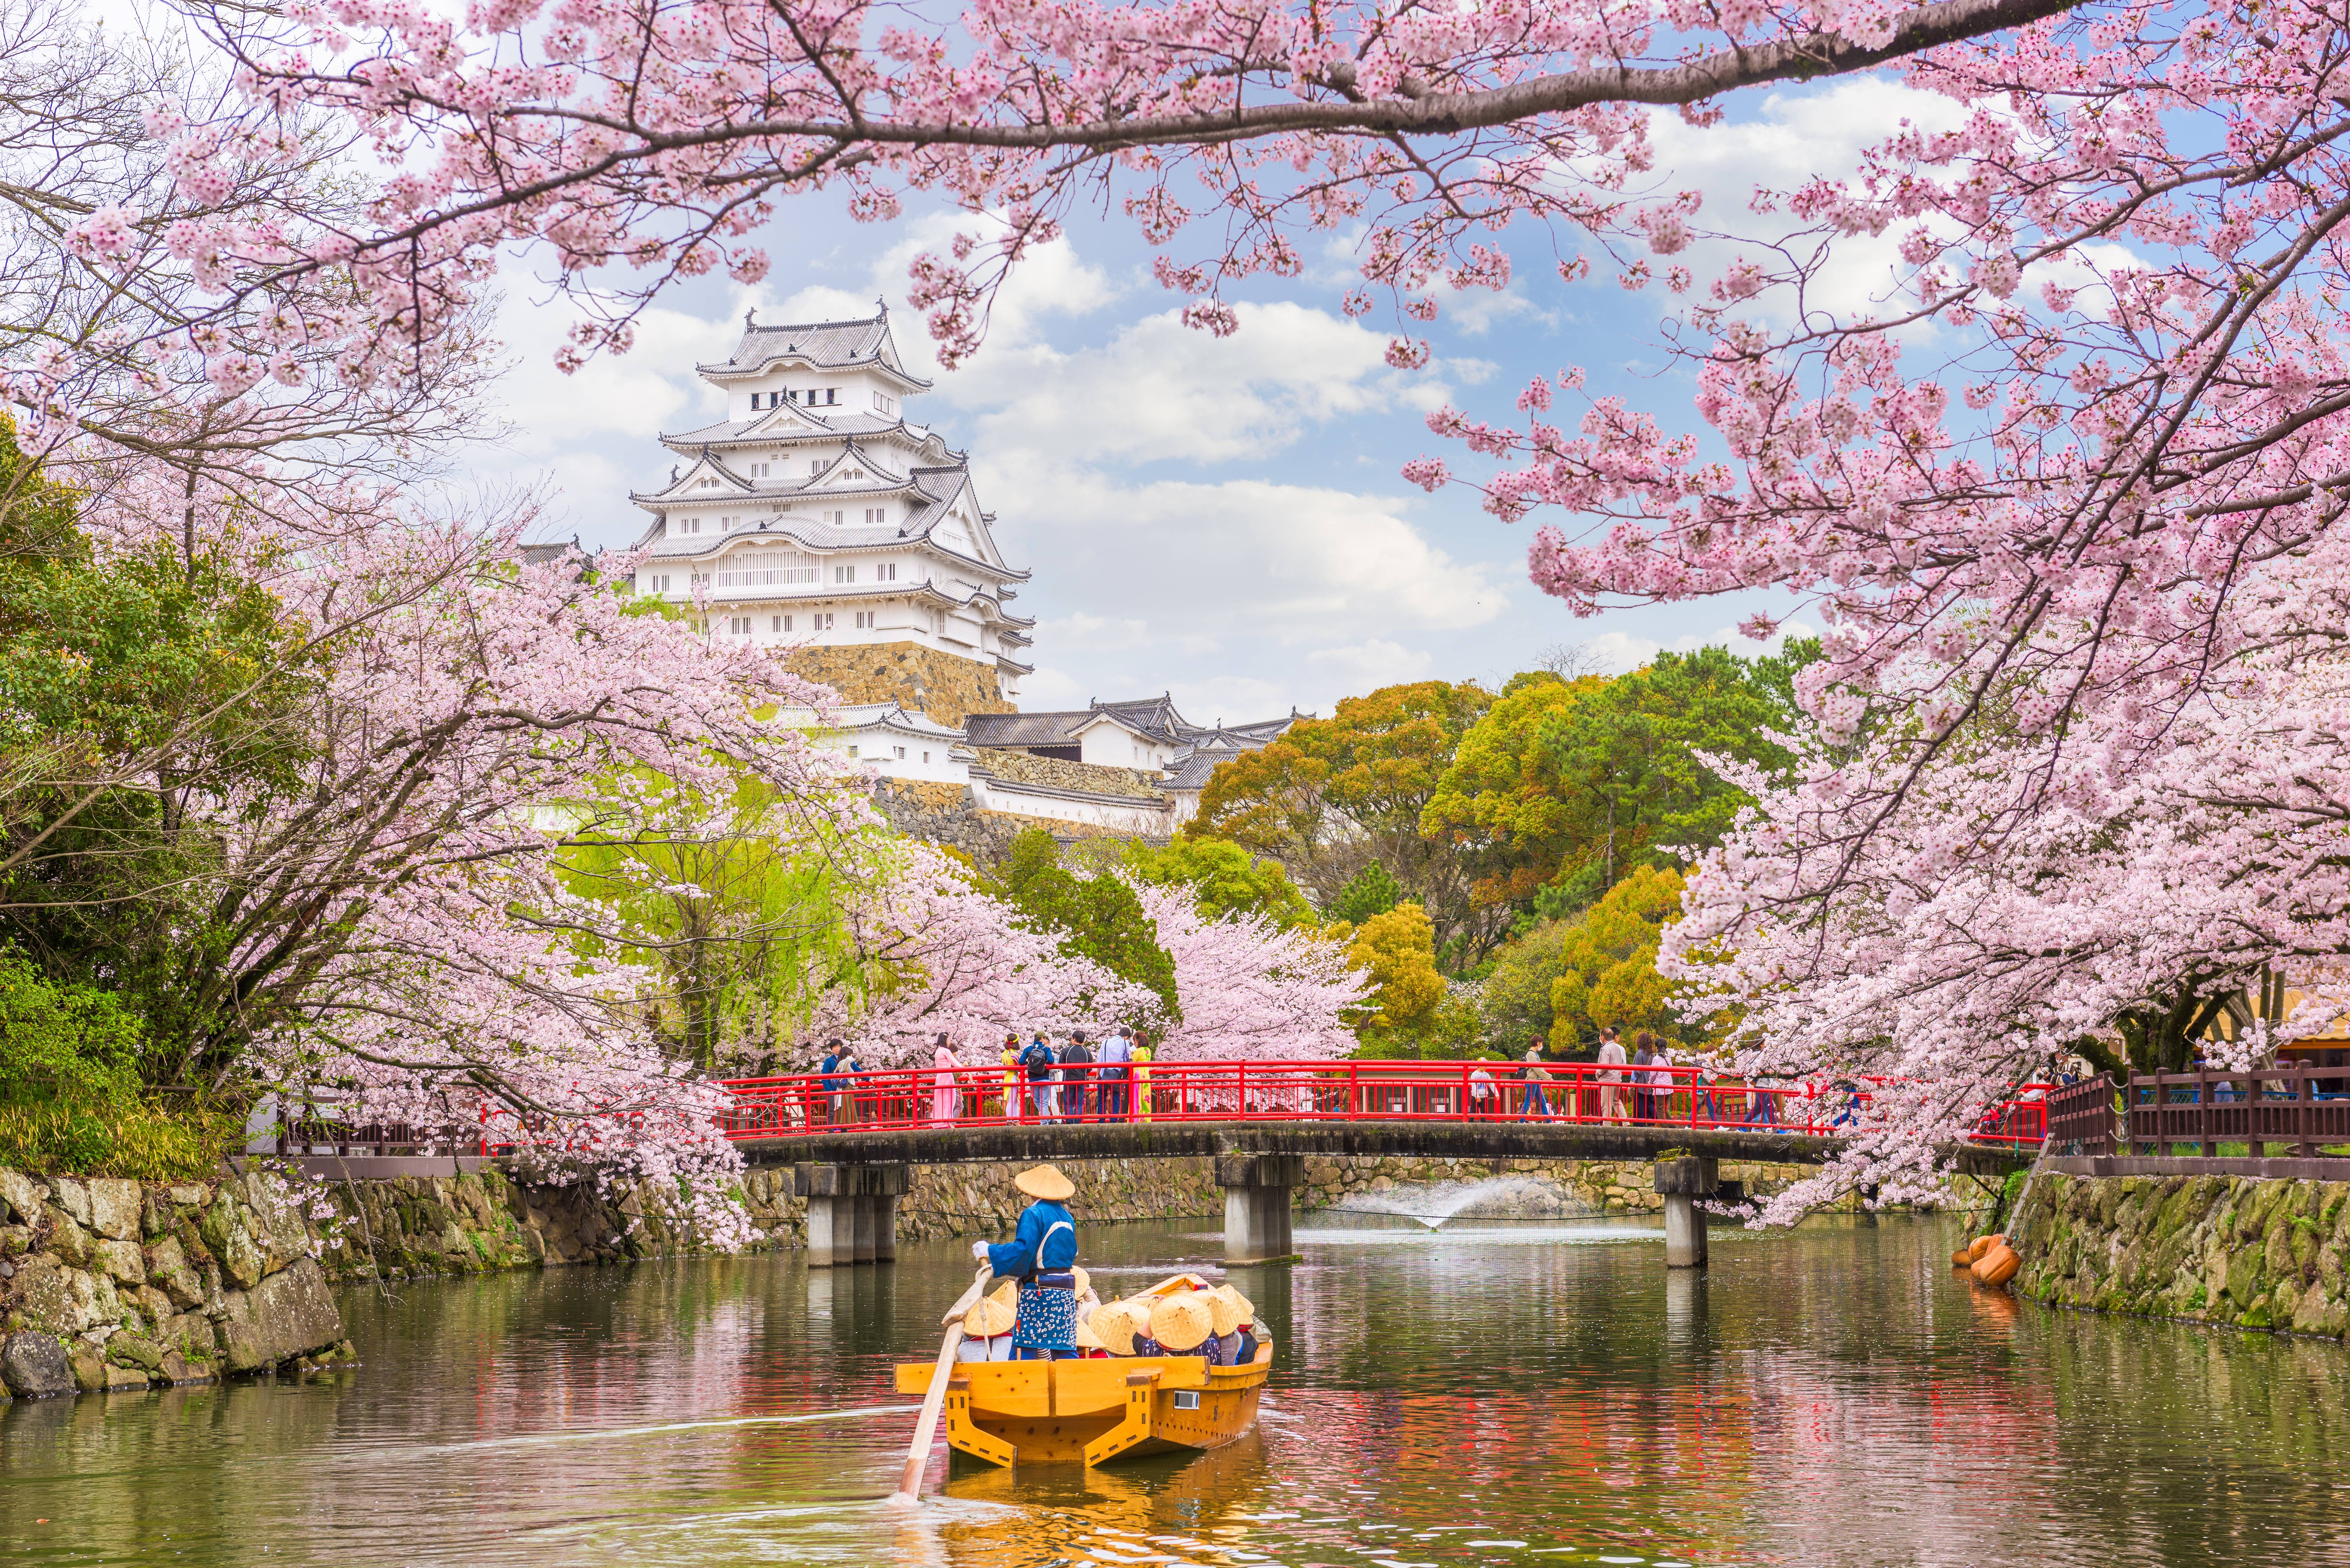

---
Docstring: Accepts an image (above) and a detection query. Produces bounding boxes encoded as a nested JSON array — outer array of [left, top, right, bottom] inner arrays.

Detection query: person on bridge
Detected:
[[1098, 1027, 1134, 1119], [1000, 1033, 1022, 1122], [972, 1164, 1083, 1359], [1020, 1032, 1058, 1122], [930, 1035, 961, 1124], [1059, 1029, 1096, 1122], [1520, 1047, 1554, 1120], [1597, 1027, 1629, 1121], [1133, 1036, 1154, 1123]]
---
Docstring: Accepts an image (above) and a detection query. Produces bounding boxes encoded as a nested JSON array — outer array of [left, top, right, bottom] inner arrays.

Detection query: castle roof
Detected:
[[698, 307, 930, 390]]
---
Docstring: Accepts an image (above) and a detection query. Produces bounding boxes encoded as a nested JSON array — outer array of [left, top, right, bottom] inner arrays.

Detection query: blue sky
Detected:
[[474, 77, 1970, 722]]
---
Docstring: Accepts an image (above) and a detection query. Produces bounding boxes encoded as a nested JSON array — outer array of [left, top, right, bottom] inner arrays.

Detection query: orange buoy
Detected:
[[1973, 1244, 2022, 1288]]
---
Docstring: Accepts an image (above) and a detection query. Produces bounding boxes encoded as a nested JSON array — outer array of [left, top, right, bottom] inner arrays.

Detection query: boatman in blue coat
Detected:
[[973, 1164, 1080, 1359]]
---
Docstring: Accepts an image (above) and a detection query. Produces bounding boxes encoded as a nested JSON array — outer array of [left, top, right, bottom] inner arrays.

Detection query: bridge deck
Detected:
[[737, 1118, 2032, 1174]]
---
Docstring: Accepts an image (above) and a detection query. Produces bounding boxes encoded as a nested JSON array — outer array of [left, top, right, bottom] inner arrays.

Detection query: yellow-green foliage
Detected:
[[1547, 865, 1693, 1047], [0, 1098, 237, 1180], [1342, 901, 1447, 1034]]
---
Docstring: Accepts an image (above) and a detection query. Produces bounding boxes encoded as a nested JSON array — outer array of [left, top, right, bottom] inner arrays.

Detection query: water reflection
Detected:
[[2, 1211, 2348, 1566]]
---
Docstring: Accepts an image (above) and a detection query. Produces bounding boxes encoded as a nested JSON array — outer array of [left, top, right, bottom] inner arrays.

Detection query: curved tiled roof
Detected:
[[697, 309, 931, 389]]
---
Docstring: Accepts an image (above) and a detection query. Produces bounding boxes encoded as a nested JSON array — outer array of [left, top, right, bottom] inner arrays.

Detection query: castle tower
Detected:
[[626, 306, 1031, 723]]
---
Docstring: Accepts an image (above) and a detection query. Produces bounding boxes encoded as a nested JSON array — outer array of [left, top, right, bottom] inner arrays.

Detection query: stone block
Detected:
[[0, 1331, 77, 1398], [86, 1179, 142, 1242], [0, 1169, 44, 1226], [42, 1210, 91, 1268], [216, 1258, 344, 1373], [157, 1352, 215, 1385], [167, 1185, 210, 1208], [145, 1237, 205, 1310], [106, 1332, 164, 1371], [49, 1177, 92, 1228], [92, 1237, 145, 1287], [200, 1204, 265, 1290]]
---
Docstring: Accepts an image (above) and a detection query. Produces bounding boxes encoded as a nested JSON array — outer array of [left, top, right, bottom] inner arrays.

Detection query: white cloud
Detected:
[[982, 463, 1504, 646]]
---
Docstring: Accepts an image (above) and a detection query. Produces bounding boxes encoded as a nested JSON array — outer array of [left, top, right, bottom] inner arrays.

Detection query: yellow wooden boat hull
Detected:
[[892, 1347, 1273, 1468]]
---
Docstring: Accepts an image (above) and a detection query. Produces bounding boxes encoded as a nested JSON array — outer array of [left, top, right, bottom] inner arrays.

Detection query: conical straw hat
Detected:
[[1089, 1302, 1139, 1356], [1206, 1285, 1245, 1337], [1072, 1265, 1090, 1298], [1149, 1292, 1214, 1353], [964, 1292, 1016, 1337], [1074, 1315, 1105, 1352], [1013, 1164, 1076, 1201]]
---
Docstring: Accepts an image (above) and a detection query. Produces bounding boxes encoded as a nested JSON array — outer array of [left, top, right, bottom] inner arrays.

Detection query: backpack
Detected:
[[1020, 1041, 1055, 1076]]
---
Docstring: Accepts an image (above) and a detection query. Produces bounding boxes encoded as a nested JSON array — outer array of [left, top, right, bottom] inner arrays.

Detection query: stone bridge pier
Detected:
[[1652, 1155, 1744, 1268], [794, 1162, 909, 1267], [1217, 1153, 1303, 1264]]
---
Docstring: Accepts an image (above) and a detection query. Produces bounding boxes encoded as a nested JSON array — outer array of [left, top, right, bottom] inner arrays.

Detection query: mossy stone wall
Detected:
[[2012, 1172, 2350, 1337]]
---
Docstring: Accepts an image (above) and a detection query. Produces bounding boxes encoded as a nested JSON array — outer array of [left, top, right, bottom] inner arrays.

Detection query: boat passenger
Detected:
[[1206, 1286, 1248, 1366], [1147, 1292, 1215, 1359], [955, 1284, 1018, 1362], [973, 1164, 1083, 1360], [1090, 1301, 1142, 1357]]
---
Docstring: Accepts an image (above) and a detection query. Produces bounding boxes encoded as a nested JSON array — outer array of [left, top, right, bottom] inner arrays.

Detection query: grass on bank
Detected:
[[0, 1091, 240, 1180]]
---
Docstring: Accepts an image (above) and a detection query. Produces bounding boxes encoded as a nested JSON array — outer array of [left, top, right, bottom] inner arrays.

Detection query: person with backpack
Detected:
[[1058, 1029, 1096, 1122], [818, 1038, 850, 1126], [1019, 1031, 1059, 1122]]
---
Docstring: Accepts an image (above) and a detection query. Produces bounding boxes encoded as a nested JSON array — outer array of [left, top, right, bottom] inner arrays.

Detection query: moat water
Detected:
[[4, 1210, 2347, 1566]]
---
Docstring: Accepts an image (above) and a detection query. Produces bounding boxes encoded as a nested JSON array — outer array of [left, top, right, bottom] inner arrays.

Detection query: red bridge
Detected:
[[716, 1056, 2050, 1151]]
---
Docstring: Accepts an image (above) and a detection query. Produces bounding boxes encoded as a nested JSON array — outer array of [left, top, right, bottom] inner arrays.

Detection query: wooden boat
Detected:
[[893, 1273, 1274, 1468]]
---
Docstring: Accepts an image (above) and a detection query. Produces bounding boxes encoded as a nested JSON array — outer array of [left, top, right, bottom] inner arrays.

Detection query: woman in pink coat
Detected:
[[930, 1035, 962, 1123]]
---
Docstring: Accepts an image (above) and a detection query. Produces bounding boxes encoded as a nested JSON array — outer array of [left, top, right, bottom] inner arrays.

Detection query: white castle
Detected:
[[627, 306, 1035, 697], [624, 306, 1295, 832]]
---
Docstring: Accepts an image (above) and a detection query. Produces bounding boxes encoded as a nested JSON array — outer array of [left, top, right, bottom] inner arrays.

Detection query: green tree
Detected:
[[1328, 861, 1403, 925], [1543, 866, 1696, 1051], [557, 771, 881, 1071], [1341, 901, 1445, 1040], [987, 829, 1179, 1018], [1188, 680, 1503, 959], [1110, 836, 1316, 928], [1420, 670, 1606, 912], [0, 419, 320, 1080], [1426, 643, 1816, 922]]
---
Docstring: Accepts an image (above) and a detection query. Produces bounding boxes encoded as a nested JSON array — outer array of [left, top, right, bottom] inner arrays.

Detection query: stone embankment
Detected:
[[2012, 1171, 2350, 1337], [0, 1169, 347, 1400]]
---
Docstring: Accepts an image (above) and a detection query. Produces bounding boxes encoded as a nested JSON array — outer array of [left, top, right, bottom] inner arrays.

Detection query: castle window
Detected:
[[893, 746, 906, 760], [847, 745, 858, 758], [648, 574, 672, 593], [827, 389, 839, 405], [771, 615, 785, 633], [854, 610, 876, 629], [728, 617, 751, 635], [680, 517, 700, 534], [865, 507, 888, 526], [812, 612, 834, 631], [873, 392, 895, 414], [875, 562, 898, 581], [751, 462, 771, 478], [810, 459, 822, 475], [923, 751, 931, 764], [833, 564, 856, 584], [717, 549, 818, 587], [823, 509, 844, 526]]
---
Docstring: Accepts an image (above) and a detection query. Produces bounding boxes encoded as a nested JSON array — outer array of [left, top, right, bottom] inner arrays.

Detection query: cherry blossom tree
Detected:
[[1129, 880, 1367, 1059], [804, 841, 1161, 1064]]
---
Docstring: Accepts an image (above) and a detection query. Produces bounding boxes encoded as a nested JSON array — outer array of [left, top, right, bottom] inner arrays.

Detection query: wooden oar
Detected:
[[892, 1265, 995, 1502]]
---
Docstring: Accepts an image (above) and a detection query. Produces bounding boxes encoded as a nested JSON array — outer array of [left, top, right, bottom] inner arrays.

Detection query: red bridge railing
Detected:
[[715, 1060, 2053, 1148]]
